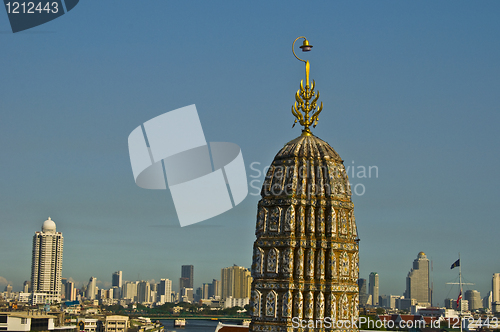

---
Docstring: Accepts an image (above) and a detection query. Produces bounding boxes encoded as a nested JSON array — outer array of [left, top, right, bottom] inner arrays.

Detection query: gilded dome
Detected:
[[275, 134, 342, 162], [261, 134, 351, 200]]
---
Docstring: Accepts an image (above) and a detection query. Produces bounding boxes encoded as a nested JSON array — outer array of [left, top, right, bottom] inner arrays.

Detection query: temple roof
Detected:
[[260, 133, 351, 201], [274, 134, 342, 162]]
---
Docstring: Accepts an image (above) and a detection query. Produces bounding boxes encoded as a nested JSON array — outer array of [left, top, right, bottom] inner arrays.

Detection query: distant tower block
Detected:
[[405, 252, 431, 306], [112, 271, 123, 288], [358, 278, 368, 306], [31, 217, 64, 304], [492, 273, 500, 312], [249, 37, 359, 332], [181, 265, 194, 289], [369, 272, 379, 306]]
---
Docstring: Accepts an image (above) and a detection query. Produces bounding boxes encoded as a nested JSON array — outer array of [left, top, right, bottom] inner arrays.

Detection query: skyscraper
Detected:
[[369, 272, 379, 306], [112, 271, 122, 288], [195, 287, 203, 302], [180, 265, 194, 289], [464, 290, 481, 310], [221, 265, 252, 300], [158, 279, 172, 303], [23, 281, 30, 293], [137, 280, 151, 303], [209, 279, 221, 299], [5, 285, 12, 298], [61, 278, 67, 300], [111, 271, 122, 298], [483, 291, 492, 311], [202, 283, 210, 300], [31, 217, 64, 304], [358, 278, 369, 306], [65, 281, 76, 301], [122, 281, 138, 301], [404, 252, 431, 306], [249, 36, 359, 332], [492, 273, 500, 312], [86, 277, 97, 300]]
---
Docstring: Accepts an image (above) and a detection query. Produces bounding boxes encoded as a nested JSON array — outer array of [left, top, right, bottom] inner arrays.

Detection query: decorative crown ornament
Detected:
[[291, 36, 323, 136]]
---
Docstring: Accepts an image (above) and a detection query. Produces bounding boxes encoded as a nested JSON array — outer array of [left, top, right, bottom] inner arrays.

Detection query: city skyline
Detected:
[[2, 241, 500, 308], [5, 240, 495, 309], [1, 215, 497, 308], [1, 1, 500, 308]]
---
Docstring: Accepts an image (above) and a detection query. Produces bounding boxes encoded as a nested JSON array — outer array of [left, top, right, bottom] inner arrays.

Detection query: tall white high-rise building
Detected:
[[158, 279, 172, 303], [405, 252, 431, 306], [86, 277, 97, 300], [492, 273, 500, 312], [369, 272, 379, 306], [31, 217, 64, 304], [122, 281, 138, 301]]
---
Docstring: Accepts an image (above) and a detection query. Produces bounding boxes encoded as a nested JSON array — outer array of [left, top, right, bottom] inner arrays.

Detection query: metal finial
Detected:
[[291, 36, 323, 136]]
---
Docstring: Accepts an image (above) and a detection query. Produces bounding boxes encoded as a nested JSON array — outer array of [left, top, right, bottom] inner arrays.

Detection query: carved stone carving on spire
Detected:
[[304, 291, 314, 319], [267, 248, 279, 274], [316, 292, 325, 320], [265, 290, 277, 318], [282, 290, 292, 318], [294, 291, 303, 318]]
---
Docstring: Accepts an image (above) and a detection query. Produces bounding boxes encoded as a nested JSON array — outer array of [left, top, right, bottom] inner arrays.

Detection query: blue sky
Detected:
[[1, 1, 499, 306]]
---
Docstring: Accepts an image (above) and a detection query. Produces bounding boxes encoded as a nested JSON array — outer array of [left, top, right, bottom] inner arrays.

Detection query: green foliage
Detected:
[[100, 300, 250, 318], [102, 304, 125, 313]]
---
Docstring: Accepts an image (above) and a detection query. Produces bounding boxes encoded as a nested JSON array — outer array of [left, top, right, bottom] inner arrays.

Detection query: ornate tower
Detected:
[[249, 37, 359, 332]]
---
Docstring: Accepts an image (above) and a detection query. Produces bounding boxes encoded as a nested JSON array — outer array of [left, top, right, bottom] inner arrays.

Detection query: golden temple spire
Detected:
[[291, 36, 323, 136]]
